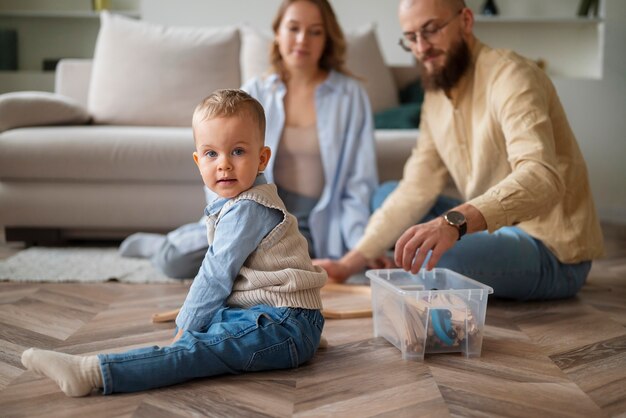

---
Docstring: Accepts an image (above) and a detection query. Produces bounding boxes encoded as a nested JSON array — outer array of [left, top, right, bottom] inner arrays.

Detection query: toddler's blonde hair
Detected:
[[192, 89, 266, 143]]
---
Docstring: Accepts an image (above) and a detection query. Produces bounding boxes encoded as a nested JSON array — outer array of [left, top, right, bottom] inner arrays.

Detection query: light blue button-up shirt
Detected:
[[176, 175, 283, 332], [242, 70, 378, 259]]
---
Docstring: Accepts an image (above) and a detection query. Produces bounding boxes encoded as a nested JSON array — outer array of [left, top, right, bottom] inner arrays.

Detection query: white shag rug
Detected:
[[0, 247, 185, 284]]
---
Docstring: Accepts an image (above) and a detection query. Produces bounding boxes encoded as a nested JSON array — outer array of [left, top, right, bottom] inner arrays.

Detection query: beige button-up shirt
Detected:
[[356, 40, 604, 264]]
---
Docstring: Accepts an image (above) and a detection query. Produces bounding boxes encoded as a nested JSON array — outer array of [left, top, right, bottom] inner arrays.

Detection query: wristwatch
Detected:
[[443, 210, 467, 240]]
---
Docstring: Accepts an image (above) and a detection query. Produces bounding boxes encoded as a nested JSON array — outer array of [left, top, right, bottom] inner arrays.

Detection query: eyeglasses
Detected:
[[398, 9, 463, 52]]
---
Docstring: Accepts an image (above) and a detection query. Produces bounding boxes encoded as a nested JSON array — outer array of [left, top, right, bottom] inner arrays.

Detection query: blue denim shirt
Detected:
[[176, 175, 283, 332]]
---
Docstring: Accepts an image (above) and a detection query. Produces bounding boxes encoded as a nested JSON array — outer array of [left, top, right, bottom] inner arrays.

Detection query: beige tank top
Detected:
[[274, 124, 325, 199]]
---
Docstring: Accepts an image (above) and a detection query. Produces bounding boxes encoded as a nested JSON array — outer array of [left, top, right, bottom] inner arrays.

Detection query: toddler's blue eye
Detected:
[[206, 150, 217, 158], [232, 148, 245, 156]]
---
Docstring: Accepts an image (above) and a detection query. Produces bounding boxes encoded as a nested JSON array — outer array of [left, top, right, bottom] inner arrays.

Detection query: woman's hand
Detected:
[[394, 217, 458, 274], [367, 254, 396, 270], [313, 250, 369, 283], [313, 259, 352, 283]]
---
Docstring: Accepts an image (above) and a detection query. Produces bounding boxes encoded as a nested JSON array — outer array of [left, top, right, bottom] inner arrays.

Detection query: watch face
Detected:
[[446, 211, 465, 226]]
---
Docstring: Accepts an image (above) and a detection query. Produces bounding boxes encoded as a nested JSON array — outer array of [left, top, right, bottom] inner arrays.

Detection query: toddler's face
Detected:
[[193, 116, 270, 199]]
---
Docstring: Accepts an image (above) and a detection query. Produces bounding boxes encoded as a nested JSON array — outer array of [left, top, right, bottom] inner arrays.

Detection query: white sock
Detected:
[[21, 348, 103, 397], [118, 232, 166, 258]]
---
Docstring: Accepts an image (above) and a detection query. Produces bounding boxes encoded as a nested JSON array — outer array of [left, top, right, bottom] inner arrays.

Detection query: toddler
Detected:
[[21, 89, 327, 396]]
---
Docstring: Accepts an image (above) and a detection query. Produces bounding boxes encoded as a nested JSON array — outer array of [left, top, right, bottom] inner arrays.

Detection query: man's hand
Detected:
[[394, 203, 486, 274], [394, 216, 458, 274]]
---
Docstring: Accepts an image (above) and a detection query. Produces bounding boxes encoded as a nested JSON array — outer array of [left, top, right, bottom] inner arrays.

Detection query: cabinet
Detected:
[[0, 9, 140, 93], [467, 0, 604, 79], [473, 16, 603, 79]]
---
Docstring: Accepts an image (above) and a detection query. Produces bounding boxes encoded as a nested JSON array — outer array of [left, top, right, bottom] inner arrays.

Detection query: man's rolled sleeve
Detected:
[[468, 191, 508, 233]]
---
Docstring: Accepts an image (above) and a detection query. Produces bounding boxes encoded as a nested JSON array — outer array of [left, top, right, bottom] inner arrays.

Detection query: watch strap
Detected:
[[458, 222, 467, 240]]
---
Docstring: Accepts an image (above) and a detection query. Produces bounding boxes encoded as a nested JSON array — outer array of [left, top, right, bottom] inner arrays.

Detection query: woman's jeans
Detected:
[[371, 181, 592, 301], [98, 306, 324, 394]]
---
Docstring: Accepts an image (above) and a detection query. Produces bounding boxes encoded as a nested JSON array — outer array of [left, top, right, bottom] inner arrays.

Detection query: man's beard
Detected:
[[417, 38, 471, 92]]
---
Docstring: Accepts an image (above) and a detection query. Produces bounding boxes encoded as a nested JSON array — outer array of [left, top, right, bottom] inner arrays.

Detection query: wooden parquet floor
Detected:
[[0, 224, 624, 417]]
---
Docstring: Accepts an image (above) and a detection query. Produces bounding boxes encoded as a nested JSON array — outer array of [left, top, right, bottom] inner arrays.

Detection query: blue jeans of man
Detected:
[[371, 182, 592, 301], [98, 306, 324, 394]]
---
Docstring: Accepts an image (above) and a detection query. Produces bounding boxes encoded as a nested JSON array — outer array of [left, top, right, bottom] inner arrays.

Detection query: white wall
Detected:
[[141, 0, 626, 224], [552, 0, 626, 223]]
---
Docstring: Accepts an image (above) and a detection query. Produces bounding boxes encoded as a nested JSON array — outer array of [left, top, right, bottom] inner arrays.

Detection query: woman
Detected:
[[120, 0, 378, 278]]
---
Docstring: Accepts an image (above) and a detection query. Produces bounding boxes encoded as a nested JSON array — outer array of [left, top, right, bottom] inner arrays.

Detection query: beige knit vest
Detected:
[[206, 183, 326, 310]]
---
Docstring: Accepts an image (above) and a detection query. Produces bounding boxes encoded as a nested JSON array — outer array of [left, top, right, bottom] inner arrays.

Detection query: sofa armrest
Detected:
[[55, 59, 93, 108], [0, 92, 90, 133]]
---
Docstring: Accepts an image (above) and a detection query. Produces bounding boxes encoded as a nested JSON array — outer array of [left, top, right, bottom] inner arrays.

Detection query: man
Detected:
[[315, 0, 604, 300]]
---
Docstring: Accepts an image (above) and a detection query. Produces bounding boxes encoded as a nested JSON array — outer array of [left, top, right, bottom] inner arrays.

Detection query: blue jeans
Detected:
[[371, 181, 592, 301], [98, 306, 324, 394]]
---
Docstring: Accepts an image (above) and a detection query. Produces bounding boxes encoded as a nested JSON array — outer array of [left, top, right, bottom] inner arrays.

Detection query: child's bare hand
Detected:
[[171, 328, 185, 345]]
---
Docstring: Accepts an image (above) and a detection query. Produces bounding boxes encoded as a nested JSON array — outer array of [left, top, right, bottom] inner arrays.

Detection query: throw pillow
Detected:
[[0, 91, 90, 133], [88, 12, 241, 127], [374, 79, 424, 129], [240, 24, 398, 113], [345, 24, 399, 113], [399, 79, 424, 105], [374, 103, 421, 130], [240, 24, 272, 83]]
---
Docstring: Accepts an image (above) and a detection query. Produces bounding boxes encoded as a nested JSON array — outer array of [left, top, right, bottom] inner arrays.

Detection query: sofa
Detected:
[[0, 12, 420, 244]]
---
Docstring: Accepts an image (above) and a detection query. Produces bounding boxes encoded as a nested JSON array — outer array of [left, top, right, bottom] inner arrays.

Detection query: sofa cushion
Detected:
[[0, 182, 206, 230], [240, 24, 398, 113], [88, 12, 241, 127], [0, 126, 199, 182], [0, 92, 90, 133]]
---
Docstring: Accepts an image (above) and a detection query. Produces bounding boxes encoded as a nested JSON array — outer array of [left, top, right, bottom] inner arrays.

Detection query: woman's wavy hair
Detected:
[[270, 0, 351, 80]]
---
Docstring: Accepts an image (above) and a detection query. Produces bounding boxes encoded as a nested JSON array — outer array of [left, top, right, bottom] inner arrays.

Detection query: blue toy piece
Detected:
[[430, 309, 457, 346]]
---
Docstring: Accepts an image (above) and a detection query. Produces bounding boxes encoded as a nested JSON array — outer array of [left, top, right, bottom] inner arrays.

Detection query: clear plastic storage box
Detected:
[[367, 268, 493, 361]]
